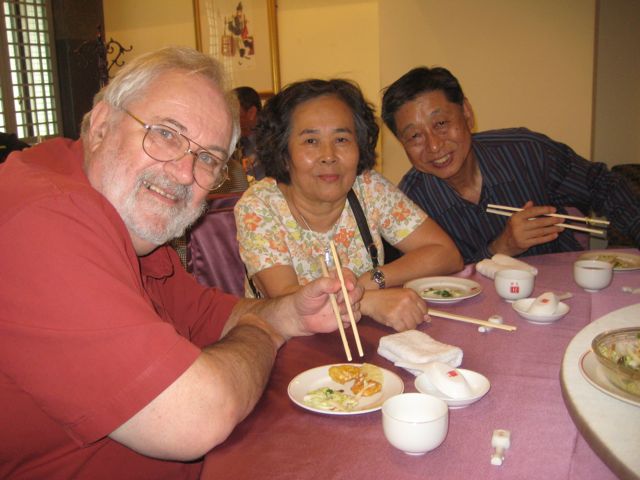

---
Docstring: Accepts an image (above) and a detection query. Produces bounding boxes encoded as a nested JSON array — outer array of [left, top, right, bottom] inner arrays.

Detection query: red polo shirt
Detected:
[[0, 139, 238, 479]]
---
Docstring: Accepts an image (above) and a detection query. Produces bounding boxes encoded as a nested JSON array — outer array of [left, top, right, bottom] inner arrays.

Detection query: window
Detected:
[[0, 0, 60, 143]]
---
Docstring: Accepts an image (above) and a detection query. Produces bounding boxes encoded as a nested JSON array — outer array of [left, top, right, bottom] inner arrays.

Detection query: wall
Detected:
[[103, 0, 196, 72], [277, 0, 381, 165], [593, 0, 640, 167], [102, 0, 636, 183], [379, 0, 596, 183], [277, 0, 380, 116]]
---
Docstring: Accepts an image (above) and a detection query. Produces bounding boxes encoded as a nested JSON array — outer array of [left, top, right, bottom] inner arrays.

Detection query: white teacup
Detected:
[[494, 269, 535, 301], [573, 259, 613, 292], [382, 393, 448, 455]]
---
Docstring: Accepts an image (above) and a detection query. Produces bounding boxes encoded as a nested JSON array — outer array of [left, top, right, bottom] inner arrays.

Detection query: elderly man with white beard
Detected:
[[0, 46, 362, 480]]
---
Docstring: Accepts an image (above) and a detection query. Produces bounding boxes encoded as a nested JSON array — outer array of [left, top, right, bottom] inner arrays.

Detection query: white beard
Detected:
[[106, 168, 207, 246]]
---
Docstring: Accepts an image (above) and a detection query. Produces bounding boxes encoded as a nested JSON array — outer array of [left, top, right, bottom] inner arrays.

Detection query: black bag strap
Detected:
[[347, 188, 378, 269]]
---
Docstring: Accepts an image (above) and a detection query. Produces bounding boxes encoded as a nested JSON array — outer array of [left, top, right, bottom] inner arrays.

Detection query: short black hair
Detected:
[[256, 78, 378, 184], [233, 86, 262, 112], [381, 66, 464, 137]]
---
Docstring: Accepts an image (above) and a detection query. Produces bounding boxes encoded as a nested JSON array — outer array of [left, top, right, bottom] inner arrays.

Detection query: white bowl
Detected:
[[382, 393, 448, 455], [494, 269, 535, 301], [512, 298, 570, 324], [415, 369, 491, 408], [573, 259, 613, 292]]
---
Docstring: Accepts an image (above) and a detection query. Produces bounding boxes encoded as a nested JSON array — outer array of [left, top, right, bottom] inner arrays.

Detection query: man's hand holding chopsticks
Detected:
[[225, 267, 362, 343], [290, 268, 363, 336], [489, 200, 565, 257]]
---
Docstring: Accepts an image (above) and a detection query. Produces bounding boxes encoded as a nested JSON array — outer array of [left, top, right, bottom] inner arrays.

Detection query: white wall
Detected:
[[593, 0, 640, 167], [103, 0, 196, 72], [103, 0, 637, 183], [378, 0, 596, 183]]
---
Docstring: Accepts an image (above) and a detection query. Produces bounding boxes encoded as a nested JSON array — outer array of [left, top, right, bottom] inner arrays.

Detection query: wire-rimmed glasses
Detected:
[[123, 109, 229, 190]]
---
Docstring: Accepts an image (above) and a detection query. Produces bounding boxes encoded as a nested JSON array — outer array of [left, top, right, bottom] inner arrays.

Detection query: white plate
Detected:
[[404, 277, 483, 304], [414, 369, 490, 408], [579, 350, 640, 407], [578, 251, 640, 272], [512, 298, 570, 324], [287, 364, 404, 415]]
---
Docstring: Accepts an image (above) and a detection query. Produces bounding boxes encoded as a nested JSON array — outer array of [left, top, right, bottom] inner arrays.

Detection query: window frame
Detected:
[[0, 0, 62, 143]]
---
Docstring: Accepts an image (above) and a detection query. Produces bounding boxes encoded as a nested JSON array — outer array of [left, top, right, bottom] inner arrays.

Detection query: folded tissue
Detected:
[[378, 330, 463, 376], [476, 253, 538, 280]]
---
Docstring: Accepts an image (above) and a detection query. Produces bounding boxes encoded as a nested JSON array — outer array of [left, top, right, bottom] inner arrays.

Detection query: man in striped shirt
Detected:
[[381, 66, 640, 264]]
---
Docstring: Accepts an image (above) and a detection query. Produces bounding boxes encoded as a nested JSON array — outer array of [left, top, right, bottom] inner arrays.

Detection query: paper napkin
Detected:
[[476, 253, 538, 280], [377, 330, 463, 375]]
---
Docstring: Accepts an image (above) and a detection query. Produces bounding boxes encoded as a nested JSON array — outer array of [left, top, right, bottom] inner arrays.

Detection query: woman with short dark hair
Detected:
[[235, 78, 463, 331]]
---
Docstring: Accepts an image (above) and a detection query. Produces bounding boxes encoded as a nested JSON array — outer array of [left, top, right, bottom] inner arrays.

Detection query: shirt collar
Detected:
[[139, 246, 176, 279]]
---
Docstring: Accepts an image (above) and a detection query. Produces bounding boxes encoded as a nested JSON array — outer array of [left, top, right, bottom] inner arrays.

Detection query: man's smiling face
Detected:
[[84, 70, 233, 254], [394, 89, 474, 181]]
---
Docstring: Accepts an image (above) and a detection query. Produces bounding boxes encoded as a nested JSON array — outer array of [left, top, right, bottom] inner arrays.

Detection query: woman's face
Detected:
[[286, 94, 359, 205]]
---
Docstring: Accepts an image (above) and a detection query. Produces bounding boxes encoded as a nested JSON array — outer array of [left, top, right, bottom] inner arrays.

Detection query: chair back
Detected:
[[187, 193, 245, 296], [608, 164, 640, 247]]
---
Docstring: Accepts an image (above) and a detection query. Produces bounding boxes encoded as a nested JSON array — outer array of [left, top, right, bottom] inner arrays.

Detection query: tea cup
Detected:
[[494, 269, 535, 301], [382, 393, 448, 455], [573, 259, 613, 292]]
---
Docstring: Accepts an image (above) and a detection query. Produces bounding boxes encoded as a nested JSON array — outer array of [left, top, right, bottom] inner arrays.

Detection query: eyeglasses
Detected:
[[123, 109, 229, 190]]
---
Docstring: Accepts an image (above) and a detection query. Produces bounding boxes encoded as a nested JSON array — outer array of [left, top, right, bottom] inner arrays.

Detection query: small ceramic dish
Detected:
[[512, 298, 570, 324], [414, 368, 490, 408]]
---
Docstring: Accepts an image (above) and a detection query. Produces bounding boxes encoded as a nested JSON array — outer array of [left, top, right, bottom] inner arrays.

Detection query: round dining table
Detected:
[[561, 302, 640, 480], [201, 249, 640, 480]]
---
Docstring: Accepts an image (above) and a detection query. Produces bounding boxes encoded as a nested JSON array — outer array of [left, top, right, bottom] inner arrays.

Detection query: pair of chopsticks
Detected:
[[319, 240, 363, 361], [429, 309, 517, 332], [486, 204, 608, 235]]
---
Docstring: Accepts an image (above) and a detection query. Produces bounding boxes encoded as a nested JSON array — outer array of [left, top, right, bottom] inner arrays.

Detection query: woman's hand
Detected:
[[360, 287, 429, 331]]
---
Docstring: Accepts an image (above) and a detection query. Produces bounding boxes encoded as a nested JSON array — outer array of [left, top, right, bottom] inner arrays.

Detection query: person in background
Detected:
[[381, 66, 640, 264], [234, 85, 265, 181], [0, 47, 362, 479], [0, 131, 29, 163], [235, 79, 463, 332], [210, 86, 262, 193]]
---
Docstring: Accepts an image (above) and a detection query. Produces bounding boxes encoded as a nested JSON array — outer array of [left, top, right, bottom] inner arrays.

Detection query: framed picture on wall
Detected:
[[194, 0, 280, 97]]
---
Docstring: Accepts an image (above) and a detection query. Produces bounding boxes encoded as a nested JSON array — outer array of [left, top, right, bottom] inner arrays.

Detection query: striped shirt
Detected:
[[399, 128, 640, 264]]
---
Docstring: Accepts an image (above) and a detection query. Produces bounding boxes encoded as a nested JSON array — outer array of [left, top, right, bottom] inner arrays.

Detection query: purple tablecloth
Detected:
[[202, 250, 639, 480]]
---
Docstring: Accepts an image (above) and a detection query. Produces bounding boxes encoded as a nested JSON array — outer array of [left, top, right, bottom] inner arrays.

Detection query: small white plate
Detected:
[[578, 251, 640, 272], [579, 350, 640, 407], [287, 364, 404, 415], [404, 276, 483, 304], [414, 368, 490, 408], [512, 298, 570, 324]]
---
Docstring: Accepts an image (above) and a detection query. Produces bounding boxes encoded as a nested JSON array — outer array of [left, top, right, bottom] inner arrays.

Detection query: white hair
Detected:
[[81, 46, 240, 154]]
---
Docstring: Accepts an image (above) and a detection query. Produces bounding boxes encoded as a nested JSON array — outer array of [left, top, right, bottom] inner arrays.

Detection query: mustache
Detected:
[[137, 170, 193, 202]]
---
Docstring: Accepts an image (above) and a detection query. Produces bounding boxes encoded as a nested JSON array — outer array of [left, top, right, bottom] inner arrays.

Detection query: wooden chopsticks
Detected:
[[429, 309, 517, 332], [320, 240, 364, 360], [486, 204, 608, 235], [319, 259, 353, 361]]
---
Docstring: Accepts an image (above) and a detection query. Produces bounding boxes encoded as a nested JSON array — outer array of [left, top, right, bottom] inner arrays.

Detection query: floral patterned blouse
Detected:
[[234, 170, 428, 297]]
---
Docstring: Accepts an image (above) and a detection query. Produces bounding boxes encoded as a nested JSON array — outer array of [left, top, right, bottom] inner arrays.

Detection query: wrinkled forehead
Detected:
[[131, 71, 236, 149]]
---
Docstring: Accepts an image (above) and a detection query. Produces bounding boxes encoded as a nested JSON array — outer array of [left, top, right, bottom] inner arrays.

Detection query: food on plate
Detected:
[[329, 363, 383, 396], [421, 287, 465, 299], [328, 364, 361, 384], [592, 254, 632, 269], [593, 328, 640, 397], [303, 387, 360, 412], [303, 364, 384, 411], [597, 334, 640, 371]]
